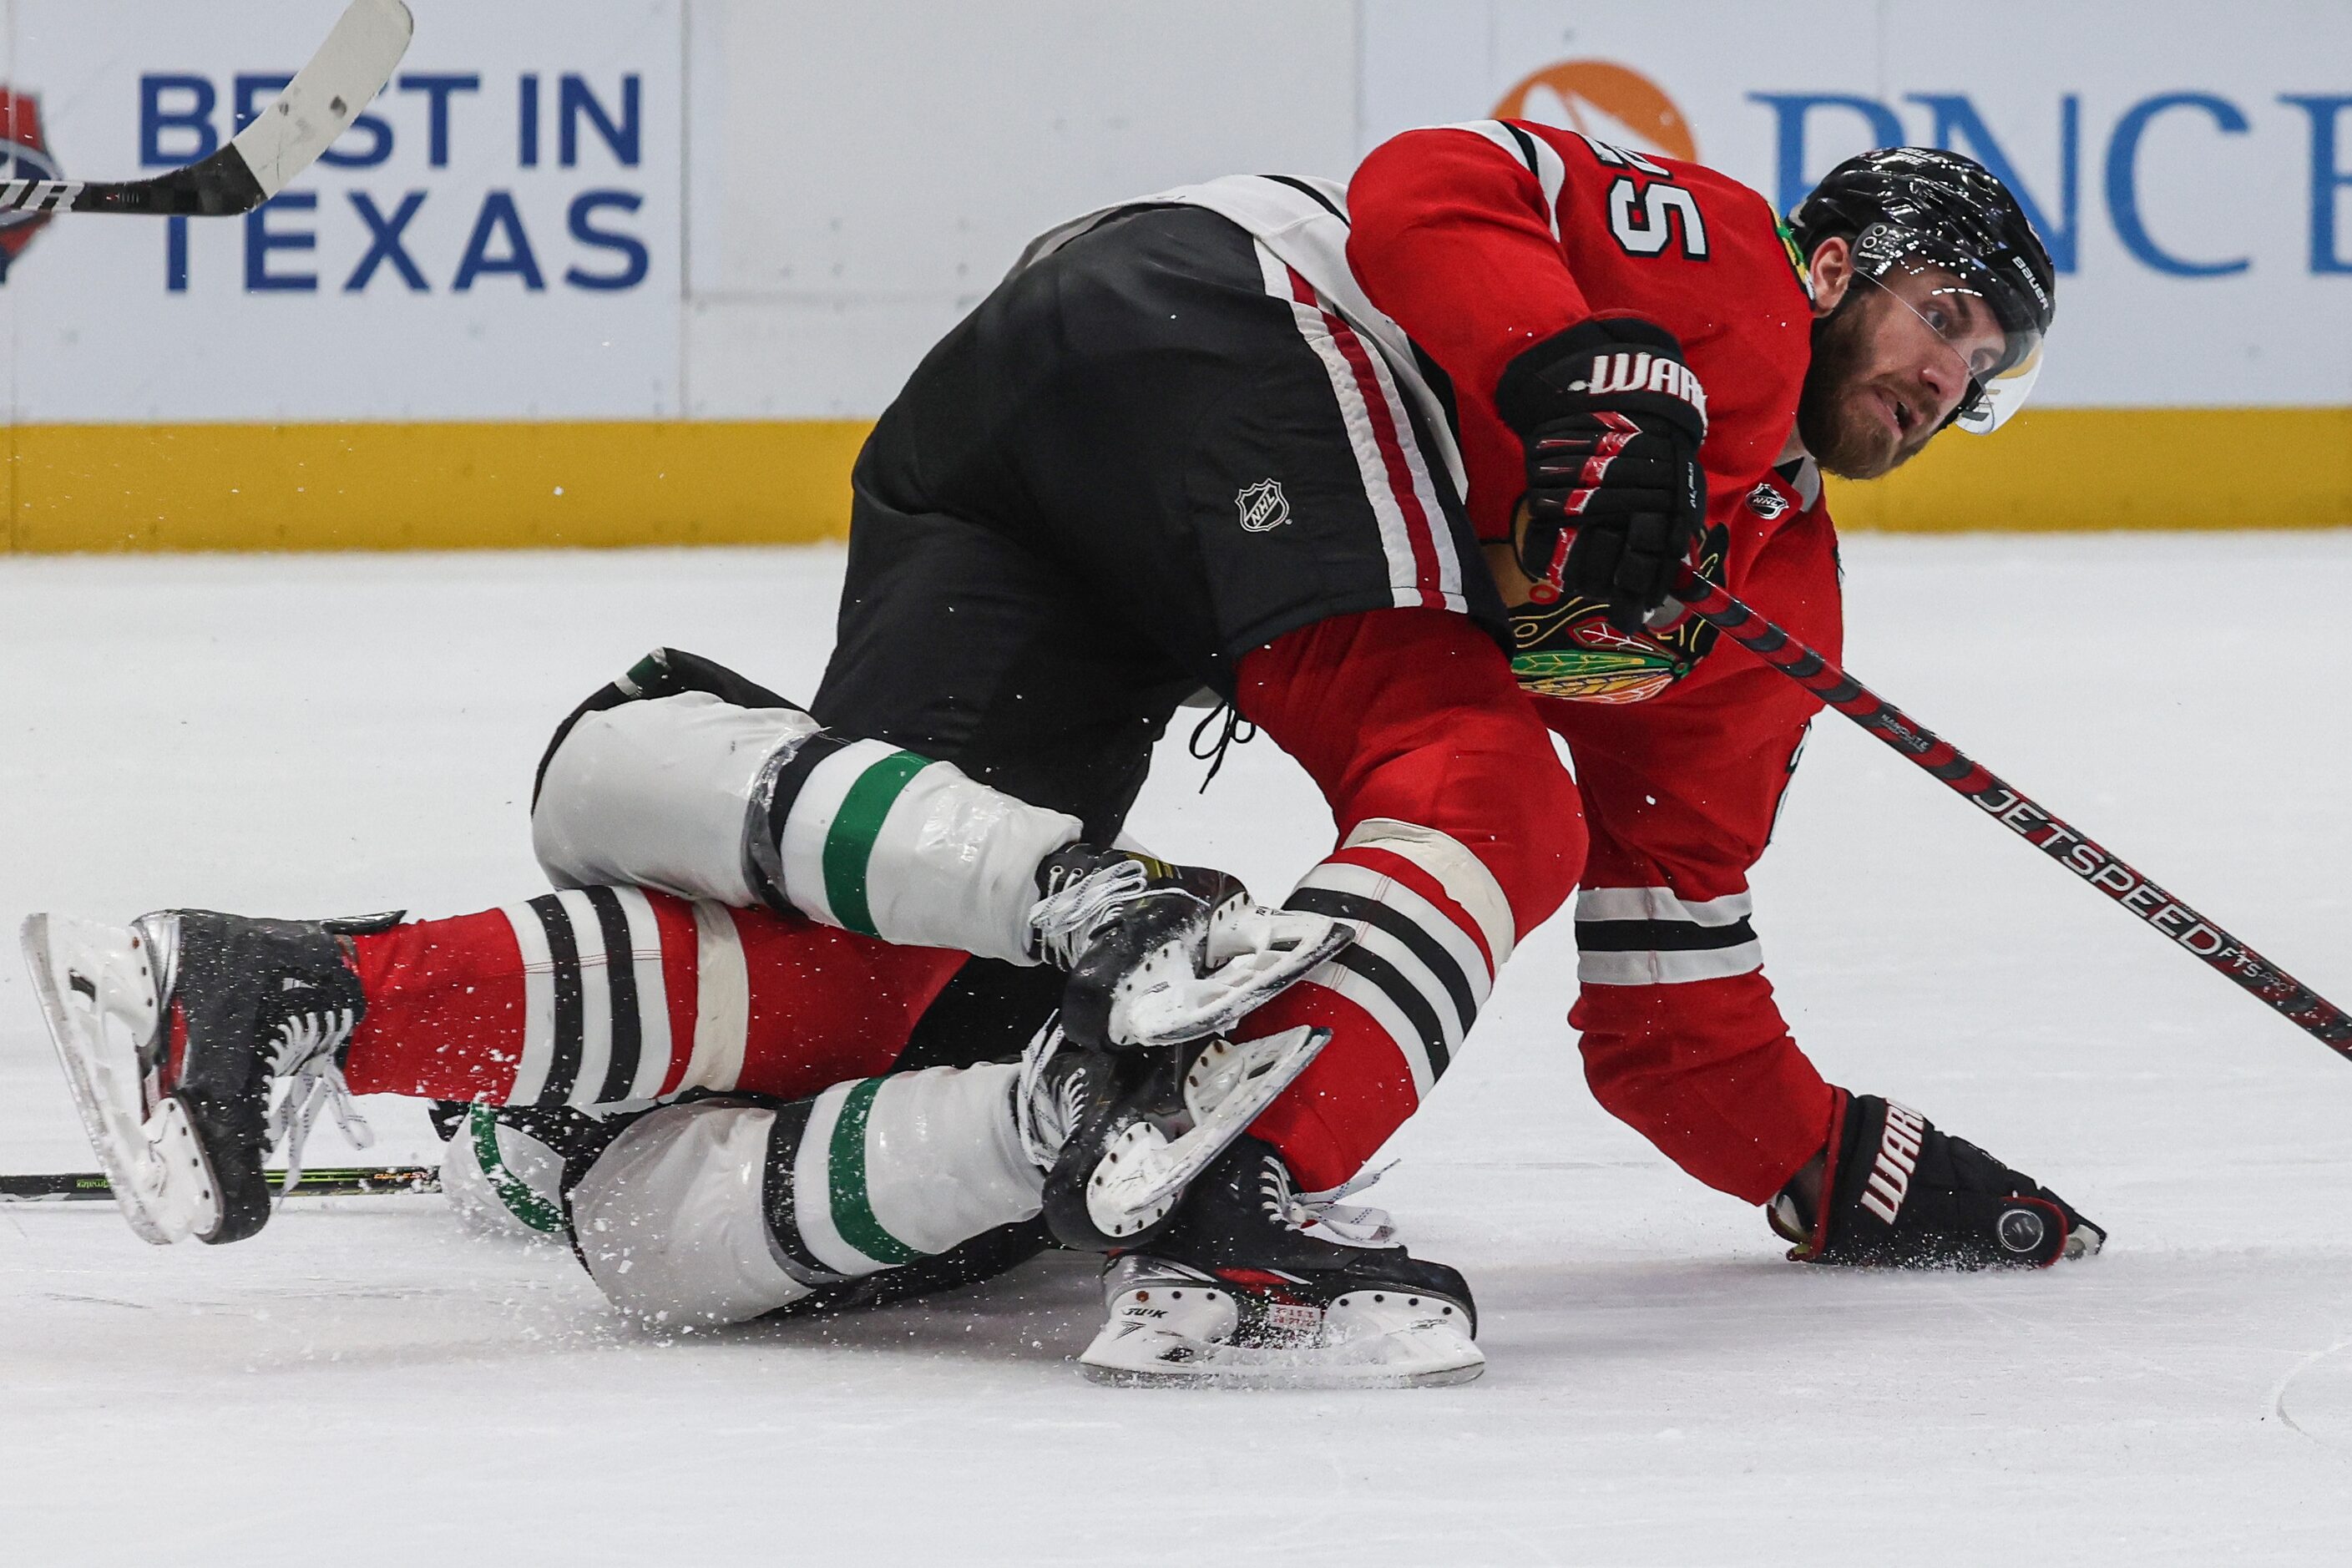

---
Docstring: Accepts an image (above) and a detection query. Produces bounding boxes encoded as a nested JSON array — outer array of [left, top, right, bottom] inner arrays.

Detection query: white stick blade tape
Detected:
[[229, 0, 415, 199]]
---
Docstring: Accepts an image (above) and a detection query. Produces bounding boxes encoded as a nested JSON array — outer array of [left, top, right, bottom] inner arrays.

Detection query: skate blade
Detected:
[[1077, 1323, 1486, 1390], [18, 914, 215, 1244], [1084, 1026, 1328, 1239], [1115, 908, 1352, 1050]]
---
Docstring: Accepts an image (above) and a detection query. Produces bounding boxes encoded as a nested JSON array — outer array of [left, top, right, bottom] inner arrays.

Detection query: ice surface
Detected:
[[5, 534, 2351, 1566]]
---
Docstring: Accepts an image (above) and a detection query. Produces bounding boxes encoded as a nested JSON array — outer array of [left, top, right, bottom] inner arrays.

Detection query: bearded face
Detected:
[[1795, 267, 1990, 481], [1796, 290, 1926, 480]]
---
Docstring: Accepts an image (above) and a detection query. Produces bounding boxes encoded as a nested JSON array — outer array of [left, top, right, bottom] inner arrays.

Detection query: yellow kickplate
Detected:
[[1828, 407, 2352, 533], [4, 408, 2347, 552], [4, 419, 873, 552]]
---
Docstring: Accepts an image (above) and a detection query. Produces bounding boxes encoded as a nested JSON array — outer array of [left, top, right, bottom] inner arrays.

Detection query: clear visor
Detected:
[[1850, 239, 2045, 435]]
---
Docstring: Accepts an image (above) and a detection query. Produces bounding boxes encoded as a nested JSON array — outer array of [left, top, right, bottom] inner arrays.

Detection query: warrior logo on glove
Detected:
[[1773, 1091, 2105, 1269], [1497, 314, 1712, 636]]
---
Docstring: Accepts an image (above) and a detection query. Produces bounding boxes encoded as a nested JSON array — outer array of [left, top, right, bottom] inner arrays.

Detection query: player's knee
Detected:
[[1427, 741, 1585, 938], [1499, 753, 1586, 929], [531, 660, 821, 903], [1446, 703, 1586, 933], [1351, 725, 1585, 941], [531, 648, 799, 807], [569, 1101, 812, 1327]]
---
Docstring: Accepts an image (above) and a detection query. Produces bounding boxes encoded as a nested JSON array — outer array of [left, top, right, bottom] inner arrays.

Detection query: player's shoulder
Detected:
[[1511, 122, 1801, 274], [1509, 120, 1759, 196]]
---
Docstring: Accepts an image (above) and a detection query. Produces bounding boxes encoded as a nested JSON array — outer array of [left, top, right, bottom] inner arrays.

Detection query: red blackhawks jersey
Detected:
[[977, 126, 1857, 1205], [1347, 120, 1816, 552], [1010, 136, 1850, 1205], [1336, 121, 1849, 1204]]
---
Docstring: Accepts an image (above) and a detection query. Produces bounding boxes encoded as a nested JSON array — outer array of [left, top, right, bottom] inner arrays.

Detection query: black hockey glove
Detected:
[[1772, 1091, 2105, 1269], [1495, 316, 1708, 634]]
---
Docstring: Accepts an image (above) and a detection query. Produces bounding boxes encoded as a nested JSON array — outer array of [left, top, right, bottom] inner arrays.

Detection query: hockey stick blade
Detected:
[[1671, 567, 2352, 1056], [0, 0, 412, 219], [0, 1165, 440, 1204]]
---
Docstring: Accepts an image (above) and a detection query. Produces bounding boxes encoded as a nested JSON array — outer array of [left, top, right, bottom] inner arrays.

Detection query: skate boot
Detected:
[[1028, 845, 1350, 1051], [1076, 1136, 1483, 1388], [1020, 1014, 1329, 1249], [21, 908, 397, 1245]]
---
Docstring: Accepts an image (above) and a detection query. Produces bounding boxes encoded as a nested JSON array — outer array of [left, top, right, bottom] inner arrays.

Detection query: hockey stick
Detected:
[[0, 1165, 439, 1204], [1672, 567, 2352, 1054], [0, 0, 412, 219]]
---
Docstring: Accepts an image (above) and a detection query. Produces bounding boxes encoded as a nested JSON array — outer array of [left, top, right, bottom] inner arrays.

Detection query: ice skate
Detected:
[[1025, 1017, 1329, 1248], [21, 908, 396, 1245], [1029, 845, 1351, 1050], [1076, 1136, 1482, 1389]]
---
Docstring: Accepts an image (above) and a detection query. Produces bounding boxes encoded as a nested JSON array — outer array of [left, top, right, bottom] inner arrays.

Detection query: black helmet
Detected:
[[1792, 147, 2054, 433]]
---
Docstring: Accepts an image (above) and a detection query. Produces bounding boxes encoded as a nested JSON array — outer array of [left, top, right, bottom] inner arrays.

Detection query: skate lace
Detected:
[[1013, 1020, 1087, 1170], [1186, 702, 1257, 792], [1261, 1155, 1399, 1245], [1028, 857, 1152, 969], [263, 1008, 372, 1193]]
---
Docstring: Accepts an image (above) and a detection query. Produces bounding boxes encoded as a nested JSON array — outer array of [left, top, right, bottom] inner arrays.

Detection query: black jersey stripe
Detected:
[[761, 1097, 840, 1284], [1576, 916, 1759, 954], [1261, 173, 1348, 224], [1500, 120, 1545, 181], [1287, 886, 1476, 1034], [1333, 943, 1453, 1080], [1409, 341, 1462, 438], [584, 887, 642, 1105], [525, 895, 586, 1106]]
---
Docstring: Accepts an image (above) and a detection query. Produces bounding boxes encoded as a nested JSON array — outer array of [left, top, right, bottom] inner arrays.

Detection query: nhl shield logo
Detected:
[[1236, 478, 1290, 534], [1745, 481, 1790, 519]]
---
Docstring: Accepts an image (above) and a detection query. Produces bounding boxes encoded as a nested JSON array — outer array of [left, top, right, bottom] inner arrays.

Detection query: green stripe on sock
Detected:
[[822, 750, 931, 937], [826, 1080, 923, 1267], [469, 1109, 564, 1235]]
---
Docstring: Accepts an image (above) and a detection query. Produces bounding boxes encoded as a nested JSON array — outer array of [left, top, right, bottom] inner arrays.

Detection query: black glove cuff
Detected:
[[1495, 315, 1707, 443]]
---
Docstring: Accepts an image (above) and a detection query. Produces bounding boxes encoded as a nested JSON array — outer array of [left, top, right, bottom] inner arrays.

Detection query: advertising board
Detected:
[[0, 1, 2343, 546]]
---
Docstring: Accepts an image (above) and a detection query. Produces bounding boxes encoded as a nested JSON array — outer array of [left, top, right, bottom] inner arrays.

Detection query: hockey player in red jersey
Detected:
[[26, 133, 2094, 1387], [1338, 133, 2066, 1262]]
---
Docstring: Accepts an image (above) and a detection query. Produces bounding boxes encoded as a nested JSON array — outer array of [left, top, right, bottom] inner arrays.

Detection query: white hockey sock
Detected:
[[759, 736, 1080, 963], [771, 1063, 1043, 1277], [569, 1064, 1044, 1326], [533, 691, 1080, 964]]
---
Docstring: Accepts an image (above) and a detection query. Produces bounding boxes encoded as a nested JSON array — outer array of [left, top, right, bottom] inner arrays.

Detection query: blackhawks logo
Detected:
[[0, 89, 61, 283], [1509, 525, 1727, 704]]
